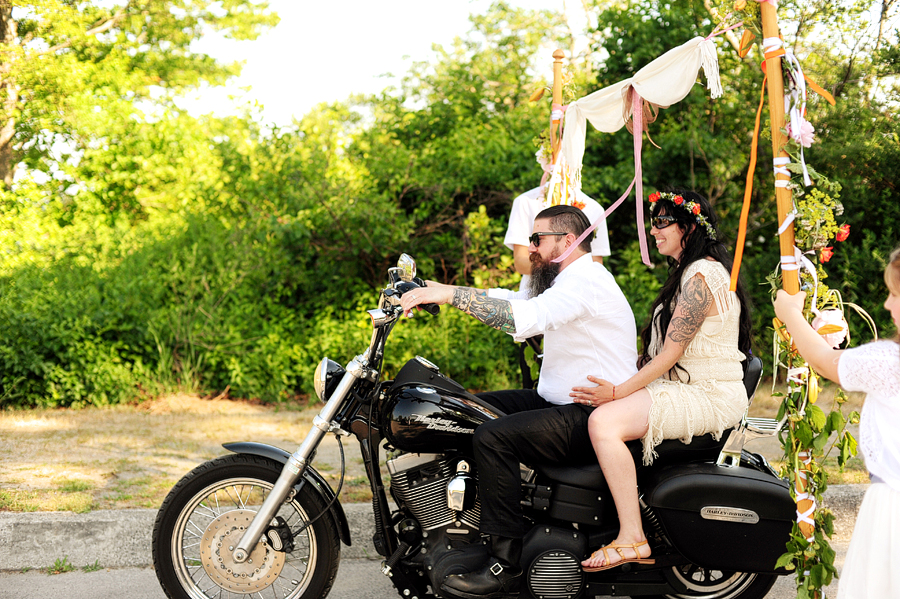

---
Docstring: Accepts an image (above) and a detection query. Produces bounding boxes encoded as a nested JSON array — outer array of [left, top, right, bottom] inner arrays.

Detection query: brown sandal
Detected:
[[582, 539, 655, 572]]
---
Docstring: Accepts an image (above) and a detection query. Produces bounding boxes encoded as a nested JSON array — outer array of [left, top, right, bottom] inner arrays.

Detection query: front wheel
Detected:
[[650, 564, 778, 599], [152, 453, 341, 599]]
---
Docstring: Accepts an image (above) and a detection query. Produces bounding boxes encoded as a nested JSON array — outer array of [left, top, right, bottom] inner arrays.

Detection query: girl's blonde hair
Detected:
[[885, 246, 900, 297]]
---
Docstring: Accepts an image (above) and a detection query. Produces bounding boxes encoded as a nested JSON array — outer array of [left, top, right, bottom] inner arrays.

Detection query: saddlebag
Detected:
[[644, 462, 794, 573]]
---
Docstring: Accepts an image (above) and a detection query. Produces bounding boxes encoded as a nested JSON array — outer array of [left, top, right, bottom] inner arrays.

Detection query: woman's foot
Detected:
[[581, 538, 653, 572]]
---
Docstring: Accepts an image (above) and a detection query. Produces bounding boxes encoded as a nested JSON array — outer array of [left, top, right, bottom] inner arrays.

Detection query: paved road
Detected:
[[0, 546, 847, 599]]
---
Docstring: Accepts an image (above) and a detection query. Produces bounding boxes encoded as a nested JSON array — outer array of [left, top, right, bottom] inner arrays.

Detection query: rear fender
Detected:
[[223, 442, 352, 547]]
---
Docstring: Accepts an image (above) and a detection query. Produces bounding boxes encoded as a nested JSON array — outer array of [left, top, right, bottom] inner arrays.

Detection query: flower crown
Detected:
[[648, 191, 717, 241]]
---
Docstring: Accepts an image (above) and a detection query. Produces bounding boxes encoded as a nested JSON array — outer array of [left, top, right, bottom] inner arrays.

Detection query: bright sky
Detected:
[[181, 0, 589, 126]]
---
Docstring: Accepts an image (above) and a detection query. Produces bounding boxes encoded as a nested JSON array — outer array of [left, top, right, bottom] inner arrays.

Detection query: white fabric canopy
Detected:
[[560, 36, 722, 177]]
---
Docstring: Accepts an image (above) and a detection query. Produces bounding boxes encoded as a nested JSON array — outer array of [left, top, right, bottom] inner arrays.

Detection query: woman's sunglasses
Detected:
[[650, 215, 678, 229], [528, 232, 568, 247]]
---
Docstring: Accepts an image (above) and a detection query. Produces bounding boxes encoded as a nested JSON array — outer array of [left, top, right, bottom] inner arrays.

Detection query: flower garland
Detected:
[[648, 191, 717, 240]]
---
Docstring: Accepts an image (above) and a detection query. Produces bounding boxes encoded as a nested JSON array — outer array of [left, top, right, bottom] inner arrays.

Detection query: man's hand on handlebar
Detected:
[[399, 281, 453, 317]]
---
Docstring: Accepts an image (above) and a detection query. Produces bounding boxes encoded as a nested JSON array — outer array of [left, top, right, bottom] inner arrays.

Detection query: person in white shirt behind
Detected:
[[504, 186, 611, 287], [505, 186, 611, 387], [401, 205, 637, 599], [775, 247, 900, 599]]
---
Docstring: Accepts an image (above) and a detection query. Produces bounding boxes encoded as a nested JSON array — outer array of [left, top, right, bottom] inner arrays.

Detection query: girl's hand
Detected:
[[773, 289, 806, 322], [570, 376, 615, 407]]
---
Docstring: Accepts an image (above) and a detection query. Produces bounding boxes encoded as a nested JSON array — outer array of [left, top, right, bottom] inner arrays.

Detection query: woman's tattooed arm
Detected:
[[451, 288, 516, 334], [667, 276, 713, 346]]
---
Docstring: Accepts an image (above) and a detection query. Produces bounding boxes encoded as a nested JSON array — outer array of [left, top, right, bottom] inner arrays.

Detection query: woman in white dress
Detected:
[[571, 190, 753, 571], [775, 248, 900, 599]]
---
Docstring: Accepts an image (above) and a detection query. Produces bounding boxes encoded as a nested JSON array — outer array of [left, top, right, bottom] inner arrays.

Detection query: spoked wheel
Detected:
[[152, 454, 340, 599], [652, 563, 778, 599]]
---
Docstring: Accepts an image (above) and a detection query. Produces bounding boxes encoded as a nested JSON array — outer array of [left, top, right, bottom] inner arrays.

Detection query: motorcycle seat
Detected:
[[533, 430, 733, 490], [535, 354, 761, 490]]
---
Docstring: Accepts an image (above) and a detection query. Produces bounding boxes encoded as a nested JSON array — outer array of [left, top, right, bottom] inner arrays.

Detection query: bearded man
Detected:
[[400, 205, 638, 599]]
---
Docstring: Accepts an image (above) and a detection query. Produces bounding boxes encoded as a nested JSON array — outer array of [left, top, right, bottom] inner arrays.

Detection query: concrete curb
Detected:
[[0, 486, 868, 571]]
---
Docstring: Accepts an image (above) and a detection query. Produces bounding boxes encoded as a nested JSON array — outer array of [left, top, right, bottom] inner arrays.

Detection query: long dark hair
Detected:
[[638, 189, 753, 372]]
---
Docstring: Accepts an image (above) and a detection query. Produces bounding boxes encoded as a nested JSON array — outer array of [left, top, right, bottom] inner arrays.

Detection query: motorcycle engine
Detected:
[[521, 525, 588, 599], [387, 452, 485, 593], [387, 453, 588, 599], [387, 452, 481, 532]]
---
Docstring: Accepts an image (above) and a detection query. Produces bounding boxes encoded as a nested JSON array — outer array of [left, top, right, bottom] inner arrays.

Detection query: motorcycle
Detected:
[[152, 254, 794, 599]]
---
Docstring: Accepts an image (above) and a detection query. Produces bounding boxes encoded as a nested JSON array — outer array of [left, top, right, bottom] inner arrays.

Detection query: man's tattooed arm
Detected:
[[451, 288, 517, 334], [667, 275, 713, 346]]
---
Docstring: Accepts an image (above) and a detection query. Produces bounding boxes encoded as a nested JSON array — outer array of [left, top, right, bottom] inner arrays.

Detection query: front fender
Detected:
[[223, 441, 352, 547]]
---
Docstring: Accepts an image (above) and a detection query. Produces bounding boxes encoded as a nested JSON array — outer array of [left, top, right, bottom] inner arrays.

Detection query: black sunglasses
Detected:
[[528, 232, 568, 247], [651, 215, 678, 229]]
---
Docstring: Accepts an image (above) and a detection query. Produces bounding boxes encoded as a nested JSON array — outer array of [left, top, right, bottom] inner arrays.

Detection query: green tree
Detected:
[[0, 0, 277, 198]]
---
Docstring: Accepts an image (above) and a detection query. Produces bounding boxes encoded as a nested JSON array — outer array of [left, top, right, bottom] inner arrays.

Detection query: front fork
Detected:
[[231, 355, 374, 563]]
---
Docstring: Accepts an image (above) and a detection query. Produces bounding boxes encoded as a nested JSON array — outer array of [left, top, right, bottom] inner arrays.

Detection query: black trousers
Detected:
[[473, 389, 594, 539]]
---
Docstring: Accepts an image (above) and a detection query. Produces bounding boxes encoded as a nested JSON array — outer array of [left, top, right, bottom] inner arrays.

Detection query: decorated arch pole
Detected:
[[759, 2, 815, 542]]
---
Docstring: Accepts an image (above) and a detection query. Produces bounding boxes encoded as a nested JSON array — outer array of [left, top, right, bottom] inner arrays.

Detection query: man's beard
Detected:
[[528, 252, 561, 296]]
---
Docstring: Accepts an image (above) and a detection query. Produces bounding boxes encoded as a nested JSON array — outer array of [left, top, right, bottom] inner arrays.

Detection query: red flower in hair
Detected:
[[691, 203, 701, 215], [836, 224, 850, 242], [649, 192, 660, 203], [820, 246, 834, 263], [674, 195, 684, 205]]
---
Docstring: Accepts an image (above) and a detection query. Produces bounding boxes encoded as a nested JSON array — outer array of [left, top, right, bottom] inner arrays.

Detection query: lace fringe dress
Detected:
[[641, 260, 747, 465]]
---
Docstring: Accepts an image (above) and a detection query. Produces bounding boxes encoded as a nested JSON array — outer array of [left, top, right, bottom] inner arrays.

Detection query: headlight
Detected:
[[314, 357, 345, 402]]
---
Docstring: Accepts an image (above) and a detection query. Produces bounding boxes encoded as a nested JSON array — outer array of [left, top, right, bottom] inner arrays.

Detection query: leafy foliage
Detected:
[[1, 0, 899, 411]]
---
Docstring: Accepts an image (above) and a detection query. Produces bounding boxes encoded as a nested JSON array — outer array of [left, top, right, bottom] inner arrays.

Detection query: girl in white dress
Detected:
[[572, 190, 753, 570], [775, 248, 900, 599]]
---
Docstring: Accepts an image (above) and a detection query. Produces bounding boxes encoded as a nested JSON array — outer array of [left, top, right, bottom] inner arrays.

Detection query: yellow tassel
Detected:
[[773, 317, 791, 343], [808, 370, 819, 404], [817, 324, 844, 335], [529, 87, 545, 102]]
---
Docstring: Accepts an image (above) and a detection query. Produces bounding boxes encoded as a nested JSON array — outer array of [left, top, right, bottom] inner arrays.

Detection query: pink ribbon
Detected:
[[553, 88, 651, 266], [705, 21, 744, 41]]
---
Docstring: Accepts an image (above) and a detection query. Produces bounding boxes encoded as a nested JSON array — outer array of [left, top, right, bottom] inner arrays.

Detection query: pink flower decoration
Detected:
[[674, 195, 684, 205], [787, 119, 816, 148], [812, 309, 848, 348]]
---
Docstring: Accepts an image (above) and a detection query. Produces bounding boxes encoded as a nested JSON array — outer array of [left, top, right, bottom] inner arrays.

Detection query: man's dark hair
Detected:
[[534, 204, 594, 253]]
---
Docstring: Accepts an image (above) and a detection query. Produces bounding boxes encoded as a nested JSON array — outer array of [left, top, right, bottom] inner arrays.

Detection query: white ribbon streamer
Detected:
[[777, 210, 797, 235]]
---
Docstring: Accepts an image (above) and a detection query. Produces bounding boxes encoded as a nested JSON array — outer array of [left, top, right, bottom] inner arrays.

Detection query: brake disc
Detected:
[[199, 509, 286, 593]]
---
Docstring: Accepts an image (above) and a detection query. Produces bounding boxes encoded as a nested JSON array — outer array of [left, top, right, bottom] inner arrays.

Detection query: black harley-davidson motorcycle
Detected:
[[152, 254, 794, 599]]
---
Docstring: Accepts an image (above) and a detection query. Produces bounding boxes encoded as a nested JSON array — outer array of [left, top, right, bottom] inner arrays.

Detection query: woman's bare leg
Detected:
[[581, 389, 653, 569]]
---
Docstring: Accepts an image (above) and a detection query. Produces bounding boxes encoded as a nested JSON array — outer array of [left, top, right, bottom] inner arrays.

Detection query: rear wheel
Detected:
[[152, 453, 341, 599], [651, 564, 778, 599]]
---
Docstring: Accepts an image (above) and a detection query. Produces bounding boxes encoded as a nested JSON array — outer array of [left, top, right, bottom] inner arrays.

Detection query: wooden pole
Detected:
[[761, 5, 799, 295], [550, 48, 565, 163], [761, 3, 814, 542]]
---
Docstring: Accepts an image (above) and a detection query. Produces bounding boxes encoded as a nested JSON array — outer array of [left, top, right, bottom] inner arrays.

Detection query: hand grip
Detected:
[[419, 302, 440, 316], [396, 280, 440, 316]]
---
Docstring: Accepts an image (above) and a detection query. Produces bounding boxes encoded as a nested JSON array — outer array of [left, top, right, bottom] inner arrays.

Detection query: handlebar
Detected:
[[395, 280, 440, 316]]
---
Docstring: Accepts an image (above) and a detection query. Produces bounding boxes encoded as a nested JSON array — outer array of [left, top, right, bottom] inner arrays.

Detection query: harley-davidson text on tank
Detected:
[[411, 412, 475, 434]]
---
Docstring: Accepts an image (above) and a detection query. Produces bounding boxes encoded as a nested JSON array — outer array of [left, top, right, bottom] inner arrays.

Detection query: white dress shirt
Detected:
[[489, 253, 638, 405]]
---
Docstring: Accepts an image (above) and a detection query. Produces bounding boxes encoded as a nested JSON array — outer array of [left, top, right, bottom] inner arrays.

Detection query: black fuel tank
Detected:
[[382, 358, 504, 453]]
